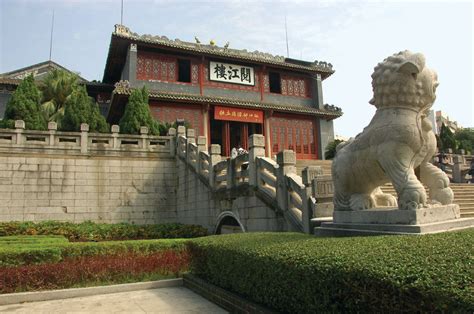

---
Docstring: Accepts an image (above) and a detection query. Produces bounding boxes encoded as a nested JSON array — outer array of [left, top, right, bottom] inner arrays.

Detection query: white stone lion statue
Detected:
[[332, 50, 454, 211]]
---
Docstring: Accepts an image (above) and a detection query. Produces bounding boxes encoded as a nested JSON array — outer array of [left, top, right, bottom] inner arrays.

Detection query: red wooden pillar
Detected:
[[222, 121, 230, 156], [241, 123, 249, 150]]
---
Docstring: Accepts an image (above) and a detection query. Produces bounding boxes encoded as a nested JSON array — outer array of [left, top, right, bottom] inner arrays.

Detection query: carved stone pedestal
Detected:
[[315, 205, 474, 236]]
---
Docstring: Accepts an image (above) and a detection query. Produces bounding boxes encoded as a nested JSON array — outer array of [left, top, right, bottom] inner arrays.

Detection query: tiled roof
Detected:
[[112, 25, 335, 75], [0, 78, 21, 86], [0, 60, 88, 82], [112, 81, 342, 118]]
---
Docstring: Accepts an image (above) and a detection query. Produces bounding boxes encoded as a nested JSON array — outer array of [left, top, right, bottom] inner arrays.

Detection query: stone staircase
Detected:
[[381, 183, 474, 218]]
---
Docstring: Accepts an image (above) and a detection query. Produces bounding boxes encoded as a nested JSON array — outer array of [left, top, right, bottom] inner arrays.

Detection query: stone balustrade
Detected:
[[170, 127, 332, 233], [0, 120, 172, 157]]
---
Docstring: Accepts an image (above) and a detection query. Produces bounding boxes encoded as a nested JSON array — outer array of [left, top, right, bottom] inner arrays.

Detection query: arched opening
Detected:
[[215, 212, 245, 235]]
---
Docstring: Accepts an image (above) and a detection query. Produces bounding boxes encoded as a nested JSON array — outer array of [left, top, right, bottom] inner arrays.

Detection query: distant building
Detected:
[[334, 134, 349, 141], [97, 24, 342, 159], [0, 60, 87, 119], [0, 60, 113, 118], [436, 110, 462, 134]]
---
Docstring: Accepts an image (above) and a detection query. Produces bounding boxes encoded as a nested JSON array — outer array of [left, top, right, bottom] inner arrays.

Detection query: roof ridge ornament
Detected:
[[114, 24, 131, 36]]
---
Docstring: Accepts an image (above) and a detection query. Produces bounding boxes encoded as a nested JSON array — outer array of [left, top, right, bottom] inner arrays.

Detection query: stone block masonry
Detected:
[[0, 154, 177, 224], [0, 123, 177, 224]]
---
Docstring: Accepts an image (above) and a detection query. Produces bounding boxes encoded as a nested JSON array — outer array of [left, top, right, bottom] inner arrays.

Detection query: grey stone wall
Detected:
[[317, 119, 335, 160], [0, 154, 177, 224]]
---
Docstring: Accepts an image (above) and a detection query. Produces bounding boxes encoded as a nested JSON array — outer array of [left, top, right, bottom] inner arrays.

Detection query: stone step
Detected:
[[461, 211, 474, 218], [453, 201, 474, 206]]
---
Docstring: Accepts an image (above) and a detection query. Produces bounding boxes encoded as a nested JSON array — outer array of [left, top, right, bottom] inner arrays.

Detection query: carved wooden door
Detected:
[[270, 114, 318, 160]]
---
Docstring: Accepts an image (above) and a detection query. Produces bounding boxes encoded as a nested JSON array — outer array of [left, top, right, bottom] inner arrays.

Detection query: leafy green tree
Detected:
[[40, 69, 79, 123], [454, 128, 474, 153], [1, 75, 47, 130], [119, 86, 159, 135], [324, 139, 344, 160], [439, 123, 458, 151], [61, 85, 109, 133]]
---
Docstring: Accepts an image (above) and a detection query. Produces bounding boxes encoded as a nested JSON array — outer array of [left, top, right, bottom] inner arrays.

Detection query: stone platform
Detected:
[[315, 205, 474, 236]]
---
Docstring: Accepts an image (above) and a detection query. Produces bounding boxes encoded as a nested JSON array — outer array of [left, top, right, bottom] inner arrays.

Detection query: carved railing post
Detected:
[[177, 126, 186, 137], [209, 144, 221, 187], [453, 155, 463, 183], [227, 157, 234, 190], [186, 129, 196, 144], [14, 120, 25, 145], [248, 134, 265, 187], [80, 123, 89, 153], [197, 136, 206, 152], [140, 126, 149, 149], [177, 126, 186, 158], [111, 125, 120, 149], [196, 136, 207, 173], [48, 121, 57, 146], [301, 165, 323, 218], [311, 175, 335, 218], [168, 127, 176, 157], [302, 166, 323, 192], [276, 150, 296, 211]]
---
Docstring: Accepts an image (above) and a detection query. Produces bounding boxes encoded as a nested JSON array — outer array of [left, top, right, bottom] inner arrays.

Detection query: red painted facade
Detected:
[[149, 102, 204, 136], [137, 52, 200, 85], [136, 51, 320, 159]]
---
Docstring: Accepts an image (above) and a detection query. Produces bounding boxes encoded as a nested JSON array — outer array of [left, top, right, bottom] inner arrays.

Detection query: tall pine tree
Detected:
[[119, 86, 159, 135], [61, 85, 109, 133], [1, 75, 47, 130]]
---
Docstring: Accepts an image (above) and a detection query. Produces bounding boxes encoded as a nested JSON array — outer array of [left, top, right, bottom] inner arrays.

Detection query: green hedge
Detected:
[[0, 221, 207, 241], [0, 236, 188, 266], [187, 230, 474, 312]]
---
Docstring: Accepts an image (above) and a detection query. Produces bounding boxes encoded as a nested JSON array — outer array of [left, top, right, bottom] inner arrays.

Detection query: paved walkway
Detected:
[[0, 287, 227, 313]]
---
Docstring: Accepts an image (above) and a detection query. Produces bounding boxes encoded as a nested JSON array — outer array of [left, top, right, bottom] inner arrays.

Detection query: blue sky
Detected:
[[1, 0, 472, 137]]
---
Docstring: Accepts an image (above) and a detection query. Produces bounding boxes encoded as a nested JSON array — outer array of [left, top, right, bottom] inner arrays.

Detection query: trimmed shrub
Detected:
[[0, 221, 207, 242], [61, 85, 109, 133], [0, 236, 188, 266], [187, 230, 474, 312], [0, 250, 190, 293], [1, 75, 47, 130], [119, 86, 160, 135]]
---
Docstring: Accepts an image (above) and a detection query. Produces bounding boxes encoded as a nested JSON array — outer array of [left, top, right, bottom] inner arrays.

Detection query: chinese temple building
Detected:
[[102, 25, 342, 159]]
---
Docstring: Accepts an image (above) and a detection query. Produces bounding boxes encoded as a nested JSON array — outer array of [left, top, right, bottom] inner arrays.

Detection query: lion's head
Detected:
[[369, 50, 439, 112]]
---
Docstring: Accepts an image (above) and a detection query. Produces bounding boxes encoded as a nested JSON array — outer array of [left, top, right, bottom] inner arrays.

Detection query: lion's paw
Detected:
[[350, 194, 376, 210], [399, 188, 427, 210], [374, 193, 398, 207], [431, 187, 454, 205]]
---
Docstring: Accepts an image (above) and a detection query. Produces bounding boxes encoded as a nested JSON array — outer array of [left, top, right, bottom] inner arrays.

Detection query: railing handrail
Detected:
[[0, 121, 172, 156]]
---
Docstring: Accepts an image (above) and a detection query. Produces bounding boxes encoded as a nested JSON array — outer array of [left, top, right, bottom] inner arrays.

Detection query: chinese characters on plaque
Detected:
[[209, 61, 255, 86], [214, 106, 263, 124]]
